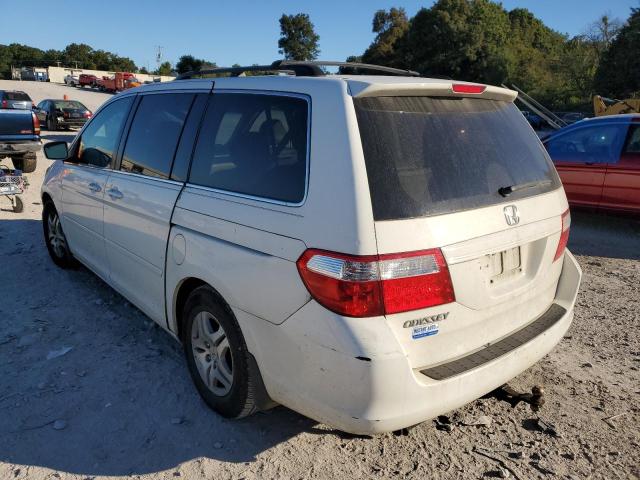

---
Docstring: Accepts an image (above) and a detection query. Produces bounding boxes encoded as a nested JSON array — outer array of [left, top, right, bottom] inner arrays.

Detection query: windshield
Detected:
[[354, 96, 561, 220], [54, 101, 86, 110]]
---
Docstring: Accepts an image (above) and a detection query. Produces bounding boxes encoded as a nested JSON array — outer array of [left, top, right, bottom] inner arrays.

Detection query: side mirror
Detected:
[[44, 141, 68, 160]]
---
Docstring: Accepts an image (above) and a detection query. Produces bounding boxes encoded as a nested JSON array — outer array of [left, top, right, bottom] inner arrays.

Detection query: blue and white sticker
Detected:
[[412, 323, 439, 339]]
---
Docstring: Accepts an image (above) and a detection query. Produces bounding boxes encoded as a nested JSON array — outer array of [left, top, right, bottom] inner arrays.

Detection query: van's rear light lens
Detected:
[[32, 112, 40, 136], [553, 209, 571, 262], [297, 249, 455, 317], [1, 100, 7, 108], [452, 84, 486, 94]]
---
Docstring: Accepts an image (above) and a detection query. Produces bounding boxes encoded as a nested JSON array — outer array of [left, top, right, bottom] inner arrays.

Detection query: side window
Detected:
[[189, 93, 309, 204], [546, 125, 623, 164], [623, 126, 640, 154], [121, 93, 194, 179], [76, 96, 134, 168]]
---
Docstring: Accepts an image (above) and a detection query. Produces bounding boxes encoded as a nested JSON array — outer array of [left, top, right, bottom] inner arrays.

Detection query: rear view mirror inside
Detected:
[[44, 141, 68, 160]]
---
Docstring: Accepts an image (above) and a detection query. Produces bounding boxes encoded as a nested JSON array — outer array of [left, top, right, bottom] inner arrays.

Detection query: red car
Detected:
[[543, 115, 640, 214], [78, 73, 98, 88]]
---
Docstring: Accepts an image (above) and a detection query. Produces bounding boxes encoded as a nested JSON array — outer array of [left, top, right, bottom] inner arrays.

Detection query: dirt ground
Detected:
[[0, 80, 639, 480]]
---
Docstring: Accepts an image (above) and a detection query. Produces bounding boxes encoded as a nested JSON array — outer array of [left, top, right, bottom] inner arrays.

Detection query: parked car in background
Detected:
[[35, 99, 92, 131], [79, 74, 98, 88], [559, 112, 589, 125], [64, 74, 79, 87], [543, 114, 640, 214], [0, 108, 40, 172], [0, 90, 34, 110], [40, 61, 581, 435], [97, 72, 141, 93], [521, 109, 545, 129]]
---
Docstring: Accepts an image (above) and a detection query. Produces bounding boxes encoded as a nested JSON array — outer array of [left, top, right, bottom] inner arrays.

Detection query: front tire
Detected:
[[43, 202, 76, 268], [183, 286, 258, 419]]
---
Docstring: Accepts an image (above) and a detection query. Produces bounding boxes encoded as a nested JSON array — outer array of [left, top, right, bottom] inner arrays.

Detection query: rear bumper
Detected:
[[57, 119, 88, 128], [243, 250, 581, 435], [0, 140, 41, 155]]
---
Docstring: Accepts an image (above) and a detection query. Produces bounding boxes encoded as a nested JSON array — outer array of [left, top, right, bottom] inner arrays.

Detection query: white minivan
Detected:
[[41, 61, 581, 435]]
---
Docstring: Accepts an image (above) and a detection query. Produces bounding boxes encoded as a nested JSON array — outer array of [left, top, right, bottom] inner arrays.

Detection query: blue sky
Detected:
[[2, 0, 638, 69]]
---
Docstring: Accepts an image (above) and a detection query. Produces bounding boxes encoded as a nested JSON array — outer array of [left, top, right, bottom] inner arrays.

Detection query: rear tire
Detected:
[[43, 202, 76, 268], [12, 153, 37, 173], [183, 286, 258, 419]]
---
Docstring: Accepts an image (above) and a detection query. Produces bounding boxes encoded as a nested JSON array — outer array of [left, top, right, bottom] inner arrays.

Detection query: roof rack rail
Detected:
[[176, 60, 421, 80]]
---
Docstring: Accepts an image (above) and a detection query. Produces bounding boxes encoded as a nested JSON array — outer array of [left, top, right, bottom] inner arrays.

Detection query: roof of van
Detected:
[[134, 74, 518, 103]]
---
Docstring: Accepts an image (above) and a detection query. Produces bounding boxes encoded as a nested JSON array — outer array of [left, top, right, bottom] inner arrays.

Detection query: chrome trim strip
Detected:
[[186, 89, 312, 208], [107, 169, 184, 186]]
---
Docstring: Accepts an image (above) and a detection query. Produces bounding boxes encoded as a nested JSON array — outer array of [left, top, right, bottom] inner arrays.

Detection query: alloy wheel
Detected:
[[47, 211, 67, 258], [191, 311, 234, 396]]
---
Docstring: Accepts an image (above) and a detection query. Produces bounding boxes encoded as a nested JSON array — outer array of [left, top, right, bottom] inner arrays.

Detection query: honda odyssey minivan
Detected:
[[41, 60, 581, 434]]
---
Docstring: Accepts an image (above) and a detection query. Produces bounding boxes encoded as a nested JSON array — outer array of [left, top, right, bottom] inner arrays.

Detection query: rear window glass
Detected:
[[53, 101, 86, 110], [5, 91, 31, 101], [354, 97, 561, 220]]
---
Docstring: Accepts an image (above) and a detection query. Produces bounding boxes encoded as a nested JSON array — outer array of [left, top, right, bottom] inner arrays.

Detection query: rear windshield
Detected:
[[4, 91, 31, 101], [54, 101, 86, 110], [354, 96, 560, 220]]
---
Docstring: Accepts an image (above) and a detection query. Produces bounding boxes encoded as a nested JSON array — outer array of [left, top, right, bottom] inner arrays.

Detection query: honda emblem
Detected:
[[503, 205, 519, 226]]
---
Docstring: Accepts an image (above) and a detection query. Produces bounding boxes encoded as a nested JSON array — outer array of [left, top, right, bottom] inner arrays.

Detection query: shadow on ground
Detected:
[[568, 209, 640, 260], [0, 218, 315, 477]]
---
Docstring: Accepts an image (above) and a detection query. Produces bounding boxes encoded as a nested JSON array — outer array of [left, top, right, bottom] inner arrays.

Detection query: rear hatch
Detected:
[[2, 91, 32, 110], [353, 87, 568, 369], [0, 109, 37, 139]]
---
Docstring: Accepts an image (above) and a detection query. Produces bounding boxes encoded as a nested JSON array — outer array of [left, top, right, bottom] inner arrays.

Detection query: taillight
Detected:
[[32, 112, 40, 136], [296, 248, 455, 318], [452, 84, 486, 94], [1, 100, 7, 108], [83, 111, 92, 118], [63, 112, 69, 118], [553, 209, 570, 262]]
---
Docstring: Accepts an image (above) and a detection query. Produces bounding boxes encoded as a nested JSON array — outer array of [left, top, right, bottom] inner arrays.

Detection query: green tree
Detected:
[[400, 0, 511, 82], [362, 8, 409, 67], [594, 8, 640, 97], [176, 55, 216, 74], [278, 13, 320, 60], [155, 61, 172, 76]]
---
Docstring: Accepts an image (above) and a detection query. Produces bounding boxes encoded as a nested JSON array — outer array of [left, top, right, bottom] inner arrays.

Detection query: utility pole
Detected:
[[155, 46, 164, 71]]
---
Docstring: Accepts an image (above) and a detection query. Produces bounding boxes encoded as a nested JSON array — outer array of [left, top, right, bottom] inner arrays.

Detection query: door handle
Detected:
[[107, 187, 123, 200], [88, 182, 102, 193]]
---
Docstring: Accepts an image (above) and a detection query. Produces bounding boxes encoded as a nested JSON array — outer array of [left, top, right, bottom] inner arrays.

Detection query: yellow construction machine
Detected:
[[593, 95, 640, 116]]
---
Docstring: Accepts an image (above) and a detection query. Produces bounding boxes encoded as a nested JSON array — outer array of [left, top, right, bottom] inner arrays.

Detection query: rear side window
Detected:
[[355, 97, 561, 220], [4, 91, 31, 101], [624, 125, 640, 154], [121, 93, 194, 179], [189, 93, 309, 204]]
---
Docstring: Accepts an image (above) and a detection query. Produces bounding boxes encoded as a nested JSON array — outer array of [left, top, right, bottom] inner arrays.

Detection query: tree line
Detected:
[[0, 43, 137, 78]]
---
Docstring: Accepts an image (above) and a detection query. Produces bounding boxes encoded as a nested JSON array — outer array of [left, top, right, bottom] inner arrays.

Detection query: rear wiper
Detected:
[[498, 179, 551, 197]]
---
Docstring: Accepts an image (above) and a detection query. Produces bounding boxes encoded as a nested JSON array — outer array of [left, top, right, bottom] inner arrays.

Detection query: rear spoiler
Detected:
[[348, 81, 517, 103]]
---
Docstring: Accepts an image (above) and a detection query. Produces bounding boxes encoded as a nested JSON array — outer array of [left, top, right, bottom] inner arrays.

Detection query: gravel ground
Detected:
[[1, 81, 639, 480]]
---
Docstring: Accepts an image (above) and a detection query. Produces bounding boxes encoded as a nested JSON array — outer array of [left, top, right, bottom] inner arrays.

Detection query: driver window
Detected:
[[75, 96, 133, 168]]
